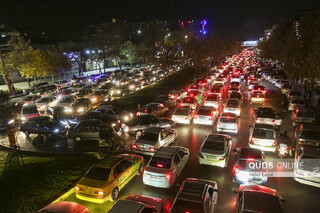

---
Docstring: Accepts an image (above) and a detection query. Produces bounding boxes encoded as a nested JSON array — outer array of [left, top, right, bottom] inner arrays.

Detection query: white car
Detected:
[[35, 95, 59, 113], [199, 134, 232, 167], [204, 94, 221, 109], [294, 146, 320, 188], [217, 113, 239, 134], [193, 106, 217, 125], [132, 127, 177, 156], [143, 146, 190, 188], [288, 98, 306, 111], [249, 123, 277, 152], [56, 95, 77, 108], [224, 100, 241, 116], [172, 106, 194, 124]]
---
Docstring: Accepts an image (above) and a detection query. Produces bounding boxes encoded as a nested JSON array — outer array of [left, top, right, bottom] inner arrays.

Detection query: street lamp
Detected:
[[185, 35, 188, 39], [137, 30, 141, 34]]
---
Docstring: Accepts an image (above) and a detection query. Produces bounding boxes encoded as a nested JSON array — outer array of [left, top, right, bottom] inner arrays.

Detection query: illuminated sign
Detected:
[[242, 41, 258, 46]]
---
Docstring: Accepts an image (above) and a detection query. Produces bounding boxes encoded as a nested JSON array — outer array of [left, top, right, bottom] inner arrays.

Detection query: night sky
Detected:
[[0, 0, 319, 40]]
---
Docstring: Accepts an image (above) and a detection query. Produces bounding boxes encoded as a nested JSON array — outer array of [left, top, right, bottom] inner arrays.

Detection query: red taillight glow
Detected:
[[272, 140, 276, 146], [165, 174, 172, 180], [219, 155, 226, 160], [94, 191, 104, 195], [247, 158, 255, 161], [149, 147, 155, 152], [132, 144, 137, 149], [194, 115, 198, 119], [209, 116, 213, 120], [157, 163, 164, 168], [234, 167, 240, 173], [76, 186, 82, 191], [272, 120, 275, 123], [144, 110, 148, 113], [217, 122, 221, 126]]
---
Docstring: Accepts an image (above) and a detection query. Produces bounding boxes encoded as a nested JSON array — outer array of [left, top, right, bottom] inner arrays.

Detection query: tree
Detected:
[[0, 36, 29, 95], [121, 41, 137, 67]]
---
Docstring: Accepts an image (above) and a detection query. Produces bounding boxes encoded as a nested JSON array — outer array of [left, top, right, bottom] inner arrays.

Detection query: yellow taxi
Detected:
[[75, 154, 144, 203]]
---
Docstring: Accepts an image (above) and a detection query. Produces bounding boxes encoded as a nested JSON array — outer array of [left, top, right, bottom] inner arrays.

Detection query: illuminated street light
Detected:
[[85, 50, 90, 54], [137, 30, 141, 34], [185, 35, 188, 39]]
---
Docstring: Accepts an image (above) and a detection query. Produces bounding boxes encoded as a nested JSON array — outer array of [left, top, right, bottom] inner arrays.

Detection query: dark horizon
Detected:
[[0, 0, 319, 40]]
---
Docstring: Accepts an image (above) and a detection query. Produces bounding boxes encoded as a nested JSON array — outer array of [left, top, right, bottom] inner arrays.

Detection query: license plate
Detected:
[[148, 175, 160, 179]]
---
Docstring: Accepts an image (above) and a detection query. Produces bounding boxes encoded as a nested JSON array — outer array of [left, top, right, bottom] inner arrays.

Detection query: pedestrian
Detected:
[[281, 94, 288, 112], [28, 78, 31, 87], [12, 85, 16, 95]]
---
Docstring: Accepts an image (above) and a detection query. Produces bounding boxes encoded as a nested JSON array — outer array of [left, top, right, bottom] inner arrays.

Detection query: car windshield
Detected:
[[23, 107, 38, 114], [60, 97, 73, 103], [253, 128, 274, 139], [257, 108, 274, 118], [206, 95, 219, 101], [197, 109, 211, 116], [252, 93, 265, 98], [230, 93, 241, 99], [38, 97, 51, 103], [227, 102, 239, 107], [220, 117, 236, 123], [139, 132, 158, 141], [297, 111, 314, 118], [149, 157, 171, 169], [203, 140, 224, 150], [175, 109, 189, 116], [244, 191, 281, 213], [85, 166, 111, 181]]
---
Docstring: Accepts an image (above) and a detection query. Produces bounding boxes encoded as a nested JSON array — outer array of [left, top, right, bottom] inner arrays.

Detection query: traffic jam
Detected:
[[19, 49, 320, 213]]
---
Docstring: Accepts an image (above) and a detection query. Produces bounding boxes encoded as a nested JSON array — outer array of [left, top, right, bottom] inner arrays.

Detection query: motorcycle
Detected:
[[277, 143, 292, 158]]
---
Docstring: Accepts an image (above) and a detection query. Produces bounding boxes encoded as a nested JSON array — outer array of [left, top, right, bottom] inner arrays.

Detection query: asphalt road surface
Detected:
[[62, 80, 320, 213]]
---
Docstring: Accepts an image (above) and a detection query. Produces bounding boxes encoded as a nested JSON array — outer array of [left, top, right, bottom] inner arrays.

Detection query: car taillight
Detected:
[[76, 186, 82, 191], [94, 191, 104, 195], [165, 174, 172, 180], [234, 166, 240, 173], [217, 122, 221, 126], [194, 115, 198, 119], [132, 144, 137, 149], [272, 140, 276, 146], [250, 138, 254, 144], [272, 120, 275, 123], [149, 147, 155, 152], [257, 118, 262, 122], [209, 116, 213, 120], [219, 155, 226, 160], [199, 153, 204, 158]]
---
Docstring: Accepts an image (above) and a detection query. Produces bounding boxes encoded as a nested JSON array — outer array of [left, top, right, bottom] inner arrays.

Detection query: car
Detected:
[[109, 194, 163, 213], [64, 98, 92, 116], [56, 95, 78, 108], [38, 201, 90, 213], [250, 91, 266, 104], [229, 92, 243, 104], [250, 85, 266, 94], [132, 127, 177, 156], [287, 90, 303, 100], [224, 100, 241, 116], [36, 95, 59, 113], [193, 106, 217, 125], [137, 103, 168, 117], [88, 90, 109, 104], [56, 88, 76, 99], [110, 86, 127, 98], [172, 106, 195, 125], [295, 123, 320, 148], [233, 147, 267, 184], [94, 105, 133, 122], [76, 154, 144, 203], [288, 98, 306, 111], [19, 94, 41, 106], [169, 178, 218, 213], [125, 115, 175, 137], [19, 116, 67, 138], [204, 94, 221, 109], [67, 119, 116, 143], [235, 184, 284, 213], [143, 146, 189, 188], [21, 104, 39, 122], [169, 89, 186, 101], [249, 123, 277, 152], [294, 146, 320, 188], [180, 97, 198, 110], [291, 108, 316, 126], [254, 107, 281, 126], [217, 112, 239, 134], [199, 134, 232, 167], [208, 86, 224, 97], [77, 88, 92, 98], [31, 84, 58, 96]]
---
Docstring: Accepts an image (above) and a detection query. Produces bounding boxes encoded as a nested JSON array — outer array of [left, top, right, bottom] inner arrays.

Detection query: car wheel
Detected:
[[74, 136, 82, 143], [24, 130, 30, 137], [137, 164, 143, 175], [111, 187, 119, 201]]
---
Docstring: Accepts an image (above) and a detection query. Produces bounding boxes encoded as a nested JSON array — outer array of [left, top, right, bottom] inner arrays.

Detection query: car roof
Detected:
[[239, 184, 279, 197], [154, 146, 180, 158], [95, 156, 123, 169], [178, 180, 211, 203], [301, 146, 320, 157], [238, 147, 263, 159], [144, 127, 164, 134], [23, 104, 37, 109]]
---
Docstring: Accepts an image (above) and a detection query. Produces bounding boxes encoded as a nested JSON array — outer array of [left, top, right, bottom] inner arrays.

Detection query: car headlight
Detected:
[[64, 108, 73, 113], [123, 116, 129, 121], [21, 116, 26, 121], [77, 107, 84, 113], [8, 119, 14, 124], [53, 128, 60, 133], [111, 91, 114, 94], [91, 98, 97, 102], [129, 85, 135, 90], [117, 91, 121, 94], [58, 95, 62, 99], [111, 123, 116, 127], [23, 103, 28, 106]]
